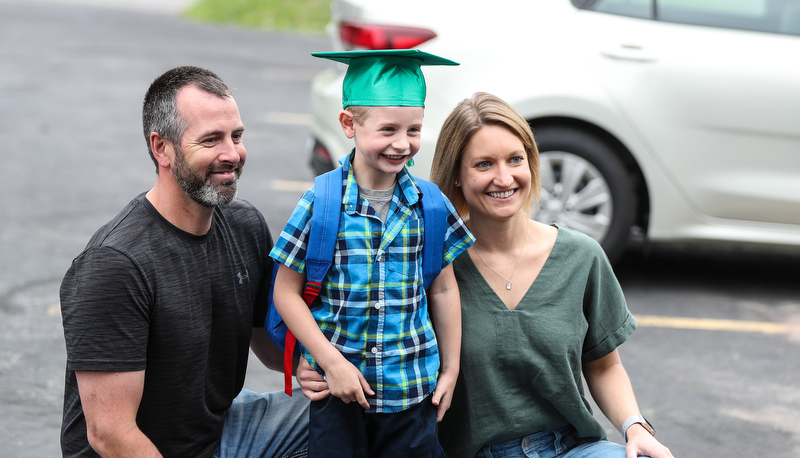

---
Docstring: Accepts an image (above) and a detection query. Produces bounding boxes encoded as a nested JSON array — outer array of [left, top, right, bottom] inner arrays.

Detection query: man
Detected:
[[60, 66, 309, 458]]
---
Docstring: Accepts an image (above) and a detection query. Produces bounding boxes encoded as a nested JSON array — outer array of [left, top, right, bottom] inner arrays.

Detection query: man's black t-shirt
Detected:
[[60, 193, 272, 457]]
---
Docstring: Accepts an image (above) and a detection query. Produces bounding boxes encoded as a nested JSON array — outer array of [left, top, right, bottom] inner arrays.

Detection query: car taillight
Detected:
[[312, 140, 331, 162], [339, 21, 437, 50]]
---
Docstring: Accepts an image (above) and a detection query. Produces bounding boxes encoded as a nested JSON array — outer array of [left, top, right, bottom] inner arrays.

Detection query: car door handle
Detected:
[[600, 44, 657, 63]]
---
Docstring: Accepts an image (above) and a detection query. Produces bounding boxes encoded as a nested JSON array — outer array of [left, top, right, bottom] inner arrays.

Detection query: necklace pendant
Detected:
[[506, 281, 512, 290]]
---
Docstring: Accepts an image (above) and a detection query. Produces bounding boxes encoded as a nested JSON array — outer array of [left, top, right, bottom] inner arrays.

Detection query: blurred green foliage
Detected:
[[185, 0, 330, 34]]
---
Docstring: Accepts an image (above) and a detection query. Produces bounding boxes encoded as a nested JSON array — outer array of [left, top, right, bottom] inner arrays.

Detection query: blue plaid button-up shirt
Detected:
[[270, 154, 474, 413]]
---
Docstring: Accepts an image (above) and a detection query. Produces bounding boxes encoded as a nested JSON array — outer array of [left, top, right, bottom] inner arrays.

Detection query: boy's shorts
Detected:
[[308, 394, 444, 458]]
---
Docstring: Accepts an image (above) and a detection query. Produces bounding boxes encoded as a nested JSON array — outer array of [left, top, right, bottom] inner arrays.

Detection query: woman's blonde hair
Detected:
[[431, 92, 540, 220]]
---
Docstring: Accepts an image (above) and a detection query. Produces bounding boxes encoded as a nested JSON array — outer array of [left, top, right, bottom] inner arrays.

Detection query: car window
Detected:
[[574, 0, 800, 35], [573, 0, 653, 19], [659, 0, 800, 35]]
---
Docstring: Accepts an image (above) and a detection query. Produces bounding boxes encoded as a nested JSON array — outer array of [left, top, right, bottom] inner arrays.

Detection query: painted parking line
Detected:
[[636, 315, 800, 334], [272, 180, 314, 193], [264, 112, 313, 125]]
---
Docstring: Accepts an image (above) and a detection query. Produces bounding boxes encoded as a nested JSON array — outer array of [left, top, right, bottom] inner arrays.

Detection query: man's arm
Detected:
[[249, 328, 285, 373], [426, 263, 461, 422], [75, 370, 162, 457]]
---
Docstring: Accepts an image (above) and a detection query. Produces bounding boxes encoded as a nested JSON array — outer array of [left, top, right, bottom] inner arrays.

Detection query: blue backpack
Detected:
[[266, 166, 449, 395]]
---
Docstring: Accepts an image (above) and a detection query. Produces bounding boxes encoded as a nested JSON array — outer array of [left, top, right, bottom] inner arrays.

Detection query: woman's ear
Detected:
[[339, 110, 356, 139]]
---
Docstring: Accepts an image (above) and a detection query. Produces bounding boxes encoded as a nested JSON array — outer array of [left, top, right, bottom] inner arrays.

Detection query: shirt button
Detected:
[[371, 347, 378, 354], [377, 254, 384, 262], [374, 302, 382, 310]]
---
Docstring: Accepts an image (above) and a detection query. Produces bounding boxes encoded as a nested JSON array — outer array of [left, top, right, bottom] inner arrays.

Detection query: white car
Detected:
[[308, 0, 800, 260]]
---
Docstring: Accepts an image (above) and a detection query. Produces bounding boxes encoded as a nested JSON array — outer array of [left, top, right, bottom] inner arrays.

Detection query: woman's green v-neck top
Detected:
[[438, 225, 636, 458]]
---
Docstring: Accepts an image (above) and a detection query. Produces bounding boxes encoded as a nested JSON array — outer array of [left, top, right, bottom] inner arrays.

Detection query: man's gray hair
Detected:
[[142, 66, 232, 172]]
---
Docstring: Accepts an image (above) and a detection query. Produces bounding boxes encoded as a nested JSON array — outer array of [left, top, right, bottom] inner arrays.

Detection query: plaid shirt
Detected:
[[270, 154, 474, 413]]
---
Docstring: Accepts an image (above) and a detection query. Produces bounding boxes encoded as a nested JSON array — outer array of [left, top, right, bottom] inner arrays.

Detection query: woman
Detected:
[[298, 92, 673, 458]]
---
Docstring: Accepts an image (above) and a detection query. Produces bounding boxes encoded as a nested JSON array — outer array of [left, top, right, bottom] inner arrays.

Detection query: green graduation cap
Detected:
[[312, 49, 459, 108]]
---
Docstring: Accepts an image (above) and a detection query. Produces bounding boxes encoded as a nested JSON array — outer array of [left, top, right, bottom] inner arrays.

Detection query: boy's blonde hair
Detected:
[[344, 106, 376, 125]]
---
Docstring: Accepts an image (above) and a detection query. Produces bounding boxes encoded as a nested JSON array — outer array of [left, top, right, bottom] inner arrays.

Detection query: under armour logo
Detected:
[[237, 270, 249, 284]]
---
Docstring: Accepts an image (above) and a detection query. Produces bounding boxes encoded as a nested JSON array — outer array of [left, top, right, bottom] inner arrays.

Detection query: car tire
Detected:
[[532, 125, 636, 262]]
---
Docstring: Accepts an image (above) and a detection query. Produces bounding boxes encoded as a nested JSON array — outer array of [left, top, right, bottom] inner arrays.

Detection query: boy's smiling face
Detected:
[[342, 106, 424, 190]]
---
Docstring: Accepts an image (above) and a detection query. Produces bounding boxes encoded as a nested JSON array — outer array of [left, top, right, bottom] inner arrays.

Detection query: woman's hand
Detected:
[[625, 424, 674, 458]]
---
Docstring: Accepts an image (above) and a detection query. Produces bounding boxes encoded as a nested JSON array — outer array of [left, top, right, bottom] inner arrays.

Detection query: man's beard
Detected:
[[172, 145, 241, 207]]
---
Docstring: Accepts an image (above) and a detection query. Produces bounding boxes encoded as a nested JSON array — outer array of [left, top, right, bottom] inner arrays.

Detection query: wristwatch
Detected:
[[621, 415, 655, 443]]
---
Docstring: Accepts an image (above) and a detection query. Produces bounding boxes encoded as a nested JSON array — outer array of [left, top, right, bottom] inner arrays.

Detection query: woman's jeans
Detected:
[[475, 425, 647, 458]]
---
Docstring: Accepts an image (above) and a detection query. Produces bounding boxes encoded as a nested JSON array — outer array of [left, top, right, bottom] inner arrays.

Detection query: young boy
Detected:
[[270, 49, 474, 457]]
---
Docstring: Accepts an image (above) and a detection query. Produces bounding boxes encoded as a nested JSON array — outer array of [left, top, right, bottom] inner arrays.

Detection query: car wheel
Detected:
[[532, 126, 636, 262]]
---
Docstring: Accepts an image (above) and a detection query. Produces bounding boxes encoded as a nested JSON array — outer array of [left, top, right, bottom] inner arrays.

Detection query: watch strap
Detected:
[[622, 414, 655, 442]]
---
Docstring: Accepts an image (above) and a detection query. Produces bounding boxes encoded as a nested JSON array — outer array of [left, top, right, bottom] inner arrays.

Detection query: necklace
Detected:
[[474, 220, 530, 290]]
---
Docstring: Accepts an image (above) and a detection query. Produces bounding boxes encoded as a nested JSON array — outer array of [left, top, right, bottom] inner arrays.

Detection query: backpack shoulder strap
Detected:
[[416, 178, 448, 290], [305, 167, 344, 287], [281, 167, 344, 396]]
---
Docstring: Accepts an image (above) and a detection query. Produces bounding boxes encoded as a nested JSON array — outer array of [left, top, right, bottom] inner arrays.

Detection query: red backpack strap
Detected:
[[282, 282, 323, 395], [282, 331, 297, 396]]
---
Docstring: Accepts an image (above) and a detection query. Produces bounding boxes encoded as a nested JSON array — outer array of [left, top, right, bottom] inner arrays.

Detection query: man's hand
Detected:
[[296, 358, 330, 401]]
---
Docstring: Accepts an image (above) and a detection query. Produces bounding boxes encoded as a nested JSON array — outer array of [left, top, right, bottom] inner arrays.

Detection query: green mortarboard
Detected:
[[312, 49, 459, 108]]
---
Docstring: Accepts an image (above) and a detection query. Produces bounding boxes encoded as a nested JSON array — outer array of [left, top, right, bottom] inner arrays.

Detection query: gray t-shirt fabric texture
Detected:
[[359, 184, 396, 223], [60, 193, 273, 458]]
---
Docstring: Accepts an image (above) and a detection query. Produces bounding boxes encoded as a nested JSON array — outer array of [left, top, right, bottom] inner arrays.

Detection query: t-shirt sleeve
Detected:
[[440, 192, 475, 267], [581, 244, 636, 363], [60, 246, 151, 372], [269, 188, 315, 274]]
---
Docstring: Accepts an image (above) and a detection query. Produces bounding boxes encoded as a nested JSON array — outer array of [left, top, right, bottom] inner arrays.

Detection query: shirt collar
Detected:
[[339, 150, 421, 213]]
